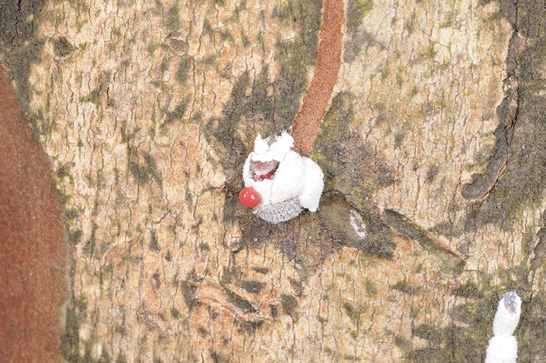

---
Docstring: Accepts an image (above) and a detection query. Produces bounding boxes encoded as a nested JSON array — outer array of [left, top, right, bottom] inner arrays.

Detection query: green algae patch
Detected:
[[162, 98, 190, 127], [175, 56, 193, 85], [203, 0, 323, 165], [181, 270, 202, 310], [80, 72, 111, 106], [392, 280, 422, 295], [342, 301, 367, 326], [313, 92, 396, 208], [126, 146, 163, 188], [281, 294, 300, 322], [313, 92, 397, 259], [405, 266, 535, 362], [164, 5, 180, 34], [53, 36, 75, 57], [344, 0, 374, 62]]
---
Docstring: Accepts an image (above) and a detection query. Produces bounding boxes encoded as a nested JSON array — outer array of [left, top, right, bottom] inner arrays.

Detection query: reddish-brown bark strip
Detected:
[[291, 0, 345, 155], [0, 65, 70, 362]]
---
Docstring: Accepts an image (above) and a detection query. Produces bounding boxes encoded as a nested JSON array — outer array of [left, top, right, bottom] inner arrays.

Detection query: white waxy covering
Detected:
[[242, 132, 324, 223], [485, 291, 522, 363]]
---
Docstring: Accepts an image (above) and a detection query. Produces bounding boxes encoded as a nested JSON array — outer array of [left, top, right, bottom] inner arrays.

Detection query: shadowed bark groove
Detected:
[[460, 10, 524, 201]]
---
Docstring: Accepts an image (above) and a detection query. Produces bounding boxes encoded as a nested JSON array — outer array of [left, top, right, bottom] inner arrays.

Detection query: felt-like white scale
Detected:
[[242, 132, 324, 223]]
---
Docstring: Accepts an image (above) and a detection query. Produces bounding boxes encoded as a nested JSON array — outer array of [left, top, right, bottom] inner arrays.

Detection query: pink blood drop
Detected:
[[505, 301, 516, 314], [239, 187, 262, 208], [255, 170, 276, 181], [252, 160, 279, 181]]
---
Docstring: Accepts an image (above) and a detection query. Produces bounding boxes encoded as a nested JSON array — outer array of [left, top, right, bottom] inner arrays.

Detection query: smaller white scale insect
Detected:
[[485, 291, 522, 363], [239, 132, 324, 224]]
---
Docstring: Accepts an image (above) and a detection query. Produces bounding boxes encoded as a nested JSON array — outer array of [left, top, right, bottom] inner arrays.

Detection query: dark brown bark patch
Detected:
[[291, 0, 345, 155], [0, 64, 70, 362]]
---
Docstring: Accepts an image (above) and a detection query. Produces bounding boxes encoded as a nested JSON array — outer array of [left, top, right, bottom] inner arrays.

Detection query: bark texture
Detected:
[[2, 0, 546, 361]]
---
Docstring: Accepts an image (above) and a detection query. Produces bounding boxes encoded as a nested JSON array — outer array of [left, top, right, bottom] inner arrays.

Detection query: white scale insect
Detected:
[[485, 291, 522, 363], [240, 132, 324, 224]]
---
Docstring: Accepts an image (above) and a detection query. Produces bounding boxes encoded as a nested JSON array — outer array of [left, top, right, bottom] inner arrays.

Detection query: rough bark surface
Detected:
[[1, 0, 546, 361]]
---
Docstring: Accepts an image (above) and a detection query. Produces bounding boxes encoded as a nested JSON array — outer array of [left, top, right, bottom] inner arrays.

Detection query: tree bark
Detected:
[[1, 0, 546, 361]]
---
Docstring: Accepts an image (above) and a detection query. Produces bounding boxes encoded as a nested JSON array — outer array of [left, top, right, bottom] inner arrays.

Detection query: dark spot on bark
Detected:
[[270, 304, 278, 318], [425, 163, 440, 184], [365, 281, 378, 296], [394, 335, 411, 351], [392, 280, 422, 295], [152, 272, 161, 290], [320, 192, 395, 259], [281, 294, 299, 321], [53, 37, 74, 58], [162, 98, 189, 127], [69, 229, 83, 245], [129, 161, 149, 185], [164, 5, 180, 34], [222, 286, 256, 314], [240, 280, 265, 294], [171, 307, 181, 319], [127, 148, 162, 187], [210, 350, 230, 363], [175, 56, 192, 85], [252, 266, 269, 274], [181, 270, 201, 310], [82, 223, 98, 257], [198, 326, 209, 337], [531, 227, 546, 270], [289, 278, 303, 296], [342, 301, 366, 325], [149, 230, 160, 251]]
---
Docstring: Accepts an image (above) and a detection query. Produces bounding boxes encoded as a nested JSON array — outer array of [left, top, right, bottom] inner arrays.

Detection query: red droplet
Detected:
[[239, 187, 262, 208]]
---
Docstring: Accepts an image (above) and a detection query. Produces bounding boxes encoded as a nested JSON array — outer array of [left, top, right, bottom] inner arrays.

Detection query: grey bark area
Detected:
[[2, 0, 546, 361]]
